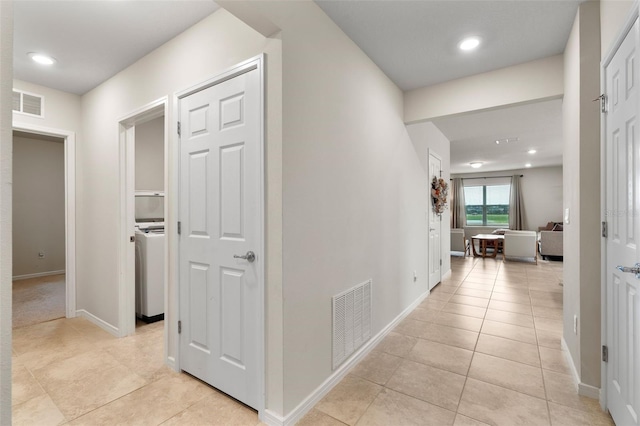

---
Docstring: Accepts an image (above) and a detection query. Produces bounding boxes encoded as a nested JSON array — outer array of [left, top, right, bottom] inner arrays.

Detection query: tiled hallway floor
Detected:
[[11, 257, 614, 425], [301, 257, 614, 426]]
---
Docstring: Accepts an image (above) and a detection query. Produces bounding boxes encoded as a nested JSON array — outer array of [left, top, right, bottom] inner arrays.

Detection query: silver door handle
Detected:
[[234, 251, 256, 262], [430, 228, 436, 231], [617, 263, 640, 278]]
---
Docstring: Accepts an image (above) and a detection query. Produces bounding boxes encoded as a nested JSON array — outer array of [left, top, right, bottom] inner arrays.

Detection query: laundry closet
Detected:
[[133, 116, 165, 323]]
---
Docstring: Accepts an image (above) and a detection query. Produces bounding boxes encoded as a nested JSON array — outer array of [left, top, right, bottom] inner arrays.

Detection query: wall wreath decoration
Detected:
[[431, 176, 448, 215]]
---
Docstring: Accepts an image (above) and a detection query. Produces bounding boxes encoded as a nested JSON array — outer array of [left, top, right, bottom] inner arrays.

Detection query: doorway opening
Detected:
[[11, 124, 77, 328]]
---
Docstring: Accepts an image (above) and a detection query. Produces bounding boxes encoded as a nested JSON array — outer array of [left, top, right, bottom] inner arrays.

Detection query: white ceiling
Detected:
[[315, 0, 585, 91], [315, 0, 577, 174], [14, 0, 219, 95], [433, 99, 564, 174]]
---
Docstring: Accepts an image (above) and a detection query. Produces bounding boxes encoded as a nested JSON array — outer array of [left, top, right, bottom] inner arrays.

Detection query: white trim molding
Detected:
[[76, 309, 119, 337], [561, 338, 601, 400], [266, 289, 431, 426], [12, 270, 65, 281]]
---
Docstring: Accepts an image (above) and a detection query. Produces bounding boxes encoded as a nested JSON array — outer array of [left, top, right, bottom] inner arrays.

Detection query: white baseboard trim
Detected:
[[166, 356, 177, 371], [561, 338, 601, 400], [13, 270, 65, 281], [269, 288, 431, 426], [76, 309, 119, 337], [442, 269, 452, 280]]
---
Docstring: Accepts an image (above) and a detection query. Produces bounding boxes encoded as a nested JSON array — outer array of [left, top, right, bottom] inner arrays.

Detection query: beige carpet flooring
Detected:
[[12, 274, 65, 329]]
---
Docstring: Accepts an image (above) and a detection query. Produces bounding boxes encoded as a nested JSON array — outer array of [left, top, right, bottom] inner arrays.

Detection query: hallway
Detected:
[[11, 257, 614, 425]]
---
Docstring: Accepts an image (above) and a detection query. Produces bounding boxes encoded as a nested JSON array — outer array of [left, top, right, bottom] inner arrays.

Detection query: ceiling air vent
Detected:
[[12, 89, 44, 118]]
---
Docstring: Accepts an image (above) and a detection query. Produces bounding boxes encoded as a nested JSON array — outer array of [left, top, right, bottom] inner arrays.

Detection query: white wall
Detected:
[[75, 8, 283, 414], [12, 134, 65, 277], [0, 2, 12, 423], [404, 55, 564, 123], [563, 0, 602, 390], [233, 2, 429, 415], [135, 116, 164, 191], [452, 166, 563, 232], [601, 0, 634, 58], [407, 121, 452, 276]]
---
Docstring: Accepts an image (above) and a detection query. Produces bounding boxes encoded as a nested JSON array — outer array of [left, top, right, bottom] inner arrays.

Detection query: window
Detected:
[[464, 184, 510, 226]]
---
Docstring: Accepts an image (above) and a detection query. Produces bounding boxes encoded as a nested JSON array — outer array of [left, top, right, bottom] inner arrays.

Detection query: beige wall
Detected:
[[452, 166, 563, 232], [12, 79, 81, 132], [135, 116, 164, 192], [601, 0, 635, 58], [404, 55, 564, 123], [12, 134, 65, 277], [563, 0, 602, 389], [0, 1, 12, 422]]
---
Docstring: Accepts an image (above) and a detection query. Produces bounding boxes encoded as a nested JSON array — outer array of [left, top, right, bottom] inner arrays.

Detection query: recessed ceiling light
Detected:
[[528, 149, 537, 154], [459, 37, 480, 51], [28, 52, 56, 65], [525, 163, 532, 168], [470, 162, 483, 168]]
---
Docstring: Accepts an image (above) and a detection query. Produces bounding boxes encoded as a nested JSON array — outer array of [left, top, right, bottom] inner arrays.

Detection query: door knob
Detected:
[[616, 263, 640, 278], [234, 251, 256, 262]]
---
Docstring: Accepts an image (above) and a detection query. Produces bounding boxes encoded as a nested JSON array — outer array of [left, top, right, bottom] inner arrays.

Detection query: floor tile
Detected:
[[374, 332, 417, 357], [449, 295, 490, 308], [548, 402, 614, 426], [441, 302, 487, 319], [12, 363, 45, 406], [47, 363, 147, 420], [356, 388, 456, 426], [386, 359, 466, 411], [12, 394, 66, 426], [420, 298, 449, 311], [460, 282, 494, 292], [350, 351, 402, 385], [408, 307, 439, 323], [492, 285, 530, 295], [316, 375, 382, 425], [536, 328, 563, 350], [534, 317, 563, 333], [467, 353, 545, 398], [433, 311, 484, 332], [490, 292, 531, 305], [394, 318, 429, 338], [543, 370, 601, 412], [453, 414, 491, 426], [539, 347, 572, 375], [407, 339, 474, 375], [475, 334, 540, 367], [488, 300, 532, 315], [458, 378, 550, 426], [532, 305, 563, 320], [481, 320, 537, 345], [420, 323, 479, 350], [298, 409, 347, 426], [69, 373, 209, 425], [454, 288, 492, 299], [484, 309, 534, 328], [428, 291, 454, 302], [162, 390, 260, 426]]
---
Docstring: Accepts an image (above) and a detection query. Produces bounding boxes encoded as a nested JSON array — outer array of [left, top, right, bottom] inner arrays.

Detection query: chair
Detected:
[[503, 230, 538, 263], [451, 228, 470, 257]]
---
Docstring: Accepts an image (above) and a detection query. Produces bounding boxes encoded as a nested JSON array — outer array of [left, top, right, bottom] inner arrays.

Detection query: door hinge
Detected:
[[440, 259, 442, 266], [602, 221, 608, 238], [602, 345, 608, 362], [178, 320, 182, 334], [177, 121, 181, 137], [177, 221, 181, 235], [593, 94, 607, 113]]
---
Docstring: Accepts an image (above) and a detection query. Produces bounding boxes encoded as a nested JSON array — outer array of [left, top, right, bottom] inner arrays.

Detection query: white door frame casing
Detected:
[[428, 149, 442, 290], [12, 122, 77, 318], [174, 54, 266, 418], [117, 98, 168, 341], [600, 0, 640, 412]]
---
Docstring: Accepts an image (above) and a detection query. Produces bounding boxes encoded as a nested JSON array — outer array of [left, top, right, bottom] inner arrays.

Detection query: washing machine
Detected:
[[135, 223, 165, 322]]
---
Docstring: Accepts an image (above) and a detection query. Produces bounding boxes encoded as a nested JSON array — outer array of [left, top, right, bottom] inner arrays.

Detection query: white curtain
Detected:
[[509, 175, 525, 230], [451, 178, 466, 229]]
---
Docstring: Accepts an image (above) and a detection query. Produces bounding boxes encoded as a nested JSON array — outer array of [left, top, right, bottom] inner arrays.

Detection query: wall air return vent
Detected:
[[12, 89, 44, 118], [332, 279, 372, 370]]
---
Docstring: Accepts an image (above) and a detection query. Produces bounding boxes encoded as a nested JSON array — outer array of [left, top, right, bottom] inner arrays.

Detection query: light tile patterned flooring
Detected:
[[11, 257, 615, 425], [301, 257, 615, 426]]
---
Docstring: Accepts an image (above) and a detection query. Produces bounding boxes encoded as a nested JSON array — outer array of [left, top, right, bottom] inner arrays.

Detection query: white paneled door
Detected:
[[179, 65, 261, 409], [429, 151, 442, 290], [604, 18, 640, 426]]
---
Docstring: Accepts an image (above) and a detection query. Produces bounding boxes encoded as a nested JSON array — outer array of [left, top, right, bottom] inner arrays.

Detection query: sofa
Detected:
[[537, 222, 563, 259], [503, 230, 538, 263]]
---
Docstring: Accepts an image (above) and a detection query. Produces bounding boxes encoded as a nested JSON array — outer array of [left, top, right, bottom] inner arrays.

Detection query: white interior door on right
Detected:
[[604, 17, 640, 426]]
